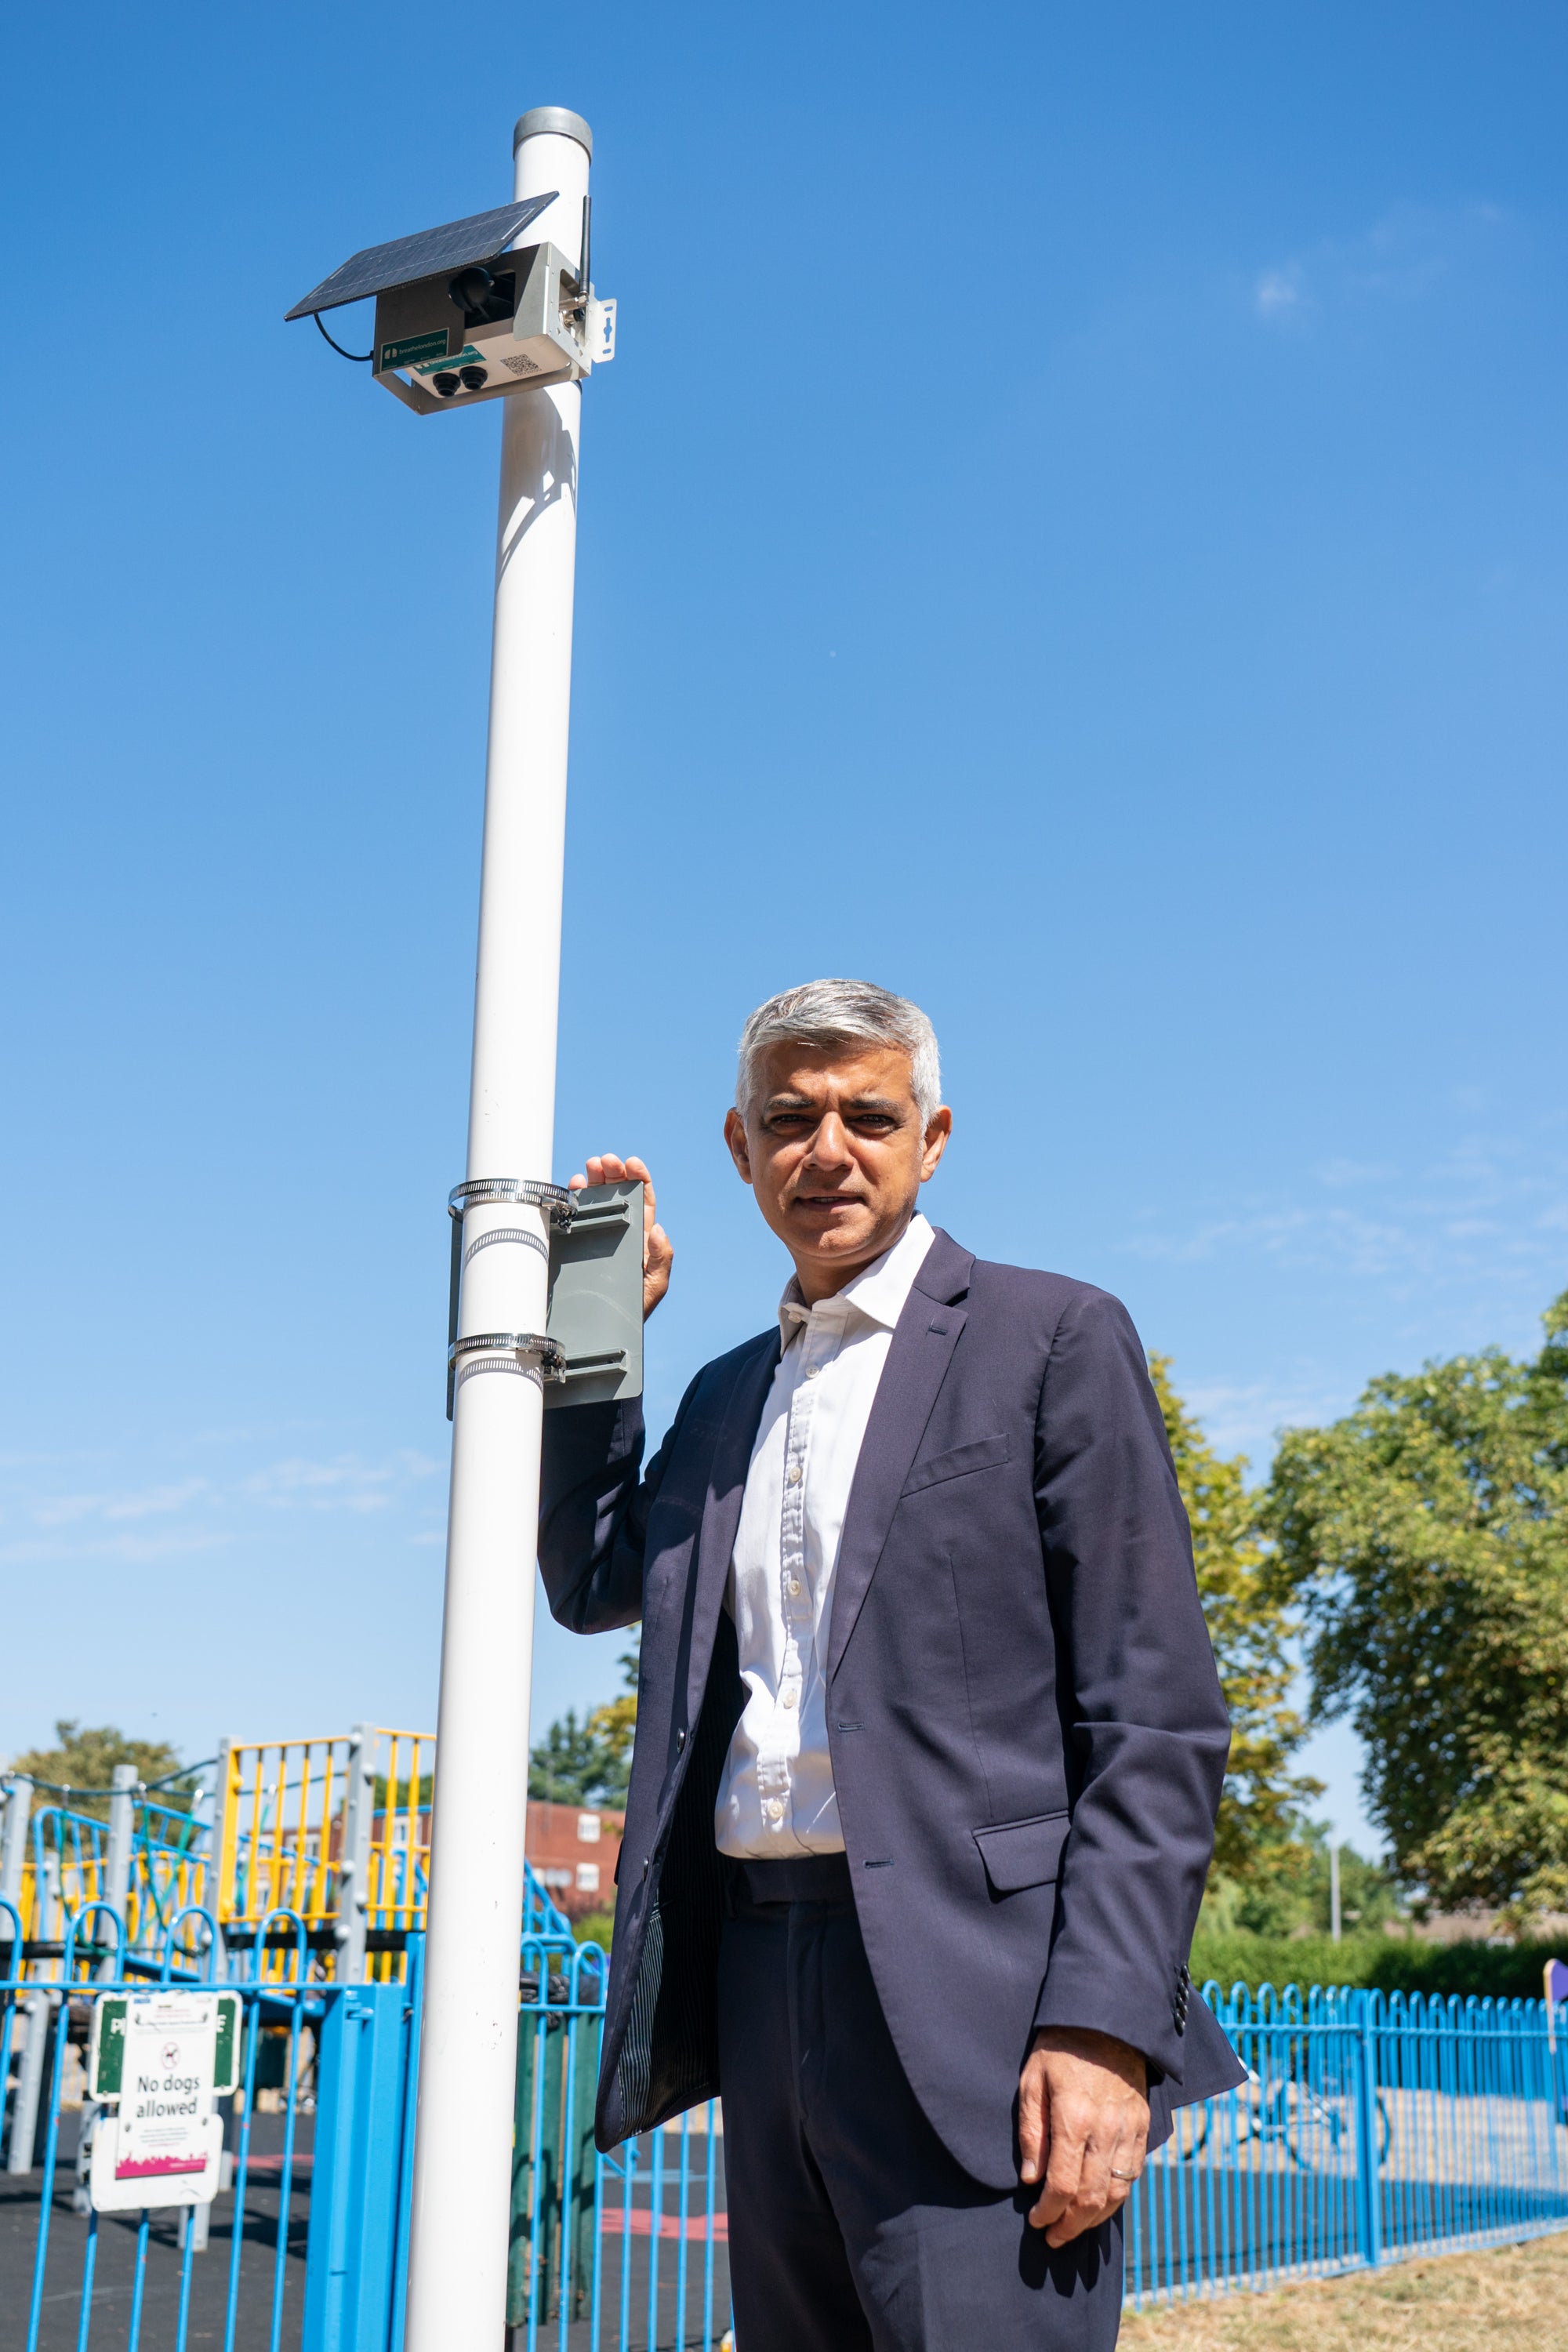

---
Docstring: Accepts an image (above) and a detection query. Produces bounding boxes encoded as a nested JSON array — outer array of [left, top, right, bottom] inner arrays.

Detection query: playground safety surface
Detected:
[[1, 2109, 312, 2352], [1, 2107, 733, 2352]]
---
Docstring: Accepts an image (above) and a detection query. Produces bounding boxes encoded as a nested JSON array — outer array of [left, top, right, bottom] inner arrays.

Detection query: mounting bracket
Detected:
[[445, 1178, 644, 1416]]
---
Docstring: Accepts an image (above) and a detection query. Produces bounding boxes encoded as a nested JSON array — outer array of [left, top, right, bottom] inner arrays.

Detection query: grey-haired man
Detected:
[[539, 979, 1241, 2350]]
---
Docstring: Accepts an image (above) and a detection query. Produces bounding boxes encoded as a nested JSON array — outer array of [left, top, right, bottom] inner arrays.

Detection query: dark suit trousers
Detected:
[[717, 1858, 1123, 2352]]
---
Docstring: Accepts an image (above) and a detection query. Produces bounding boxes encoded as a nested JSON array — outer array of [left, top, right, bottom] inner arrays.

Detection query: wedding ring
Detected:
[[1109, 2166, 1139, 2182]]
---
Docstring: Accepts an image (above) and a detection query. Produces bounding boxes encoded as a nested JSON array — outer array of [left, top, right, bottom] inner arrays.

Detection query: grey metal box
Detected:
[[544, 1181, 644, 1410]]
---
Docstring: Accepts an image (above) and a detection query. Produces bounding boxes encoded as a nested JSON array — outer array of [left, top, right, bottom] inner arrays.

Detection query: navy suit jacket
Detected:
[[538, 1229, 1244, 2190]]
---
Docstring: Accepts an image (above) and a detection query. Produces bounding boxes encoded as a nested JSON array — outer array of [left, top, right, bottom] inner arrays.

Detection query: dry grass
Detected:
[[1118, 2230, 1568, 2351]]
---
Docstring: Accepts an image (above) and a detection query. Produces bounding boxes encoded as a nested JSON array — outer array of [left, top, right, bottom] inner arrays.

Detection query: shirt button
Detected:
[[765, 1798, 784, 1821], [805, 1363, 821, 1378], [786, 1463, 803, 1485], [786, 1576, 802, 1596], [782, 1689, 798, 1709]]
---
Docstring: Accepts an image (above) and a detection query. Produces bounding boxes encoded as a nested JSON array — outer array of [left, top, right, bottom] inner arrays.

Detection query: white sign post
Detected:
[[86, 1988, 240, 2211]]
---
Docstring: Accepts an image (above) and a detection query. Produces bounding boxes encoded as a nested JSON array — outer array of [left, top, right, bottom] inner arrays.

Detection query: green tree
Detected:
[[1149, 1359, 1323, 1894], [528, 1646, 639, 1809], [7, 1720, 194, 1821], [1197, 1823, 1402, 1940], [1268, 1288, 1568, 1927], [528, 1711, 612, 1806], [582, 1645, 639, 1805]]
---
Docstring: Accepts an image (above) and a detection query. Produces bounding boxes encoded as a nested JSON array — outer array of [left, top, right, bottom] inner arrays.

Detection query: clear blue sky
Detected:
[[4, 3, 1565, 1857]]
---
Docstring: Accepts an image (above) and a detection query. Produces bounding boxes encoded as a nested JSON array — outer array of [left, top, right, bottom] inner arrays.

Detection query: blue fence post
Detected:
[[387, 1934, 424, 2352], [301, 1982, 419, 2352], [1353, 1988, 1384, 2270]]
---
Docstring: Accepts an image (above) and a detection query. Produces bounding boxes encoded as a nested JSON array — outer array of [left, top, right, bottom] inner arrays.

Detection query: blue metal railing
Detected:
[[2, 1897, 727, 2352], [132, 1795, 208, 1949], [13, 1791, 209, 1967], [5, 1899, 332, 2352], [1127, 1981, 1568, 2307], [8, 1923, 1566, 2348]]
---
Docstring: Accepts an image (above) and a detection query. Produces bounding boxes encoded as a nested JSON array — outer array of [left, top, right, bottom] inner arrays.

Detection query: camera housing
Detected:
[[286, 196, 615, 416]]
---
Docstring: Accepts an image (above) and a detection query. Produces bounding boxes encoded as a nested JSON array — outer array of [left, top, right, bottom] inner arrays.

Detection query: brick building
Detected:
[[525, 1798, 623, 1921]]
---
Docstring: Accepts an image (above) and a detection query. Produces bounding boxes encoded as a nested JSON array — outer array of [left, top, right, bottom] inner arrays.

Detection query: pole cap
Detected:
[[514, 107, 593, 161]]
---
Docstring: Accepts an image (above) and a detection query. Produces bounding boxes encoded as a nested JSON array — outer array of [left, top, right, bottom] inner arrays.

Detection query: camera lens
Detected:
[[449, 266, 493, 314], [431, 372, 460, 397], [459, 365, 488, 391]]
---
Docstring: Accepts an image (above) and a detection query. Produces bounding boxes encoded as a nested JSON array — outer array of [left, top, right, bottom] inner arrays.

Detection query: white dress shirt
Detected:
[[714, 1213, 937, 1858]]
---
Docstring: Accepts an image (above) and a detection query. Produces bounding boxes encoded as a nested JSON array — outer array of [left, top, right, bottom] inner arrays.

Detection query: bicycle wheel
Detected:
[[1280, 2083, 1346, 2172], [1170, 2103, 1210, 2161]]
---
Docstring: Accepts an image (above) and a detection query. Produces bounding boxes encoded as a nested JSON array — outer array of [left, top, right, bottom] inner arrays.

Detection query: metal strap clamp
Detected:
[[448, 1328, 567, 1379], [446, 1178, 575, 1417], [448, 1178, 576, 1223]]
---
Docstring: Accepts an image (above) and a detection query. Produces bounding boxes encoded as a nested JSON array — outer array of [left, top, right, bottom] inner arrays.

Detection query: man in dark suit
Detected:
[[539, 978, 1242, 2349]]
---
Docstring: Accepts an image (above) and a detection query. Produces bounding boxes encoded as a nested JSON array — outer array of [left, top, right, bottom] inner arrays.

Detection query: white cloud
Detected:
[[1251, 201, 1507, 336], [0, 1446, 445, 1561], [1124, 1201, 1425, 1277], [31, 1477, 209, 1528], [1254, 263, 1305, 321], [1122, 1120, 1568, 1297], [240, 1447, 441, 1513], [1181, 1376, 1354, 1462], [243, 1454, 399, 1512], [0, 1525, 234, 1566], [1316, 1157, 1397, 1190]]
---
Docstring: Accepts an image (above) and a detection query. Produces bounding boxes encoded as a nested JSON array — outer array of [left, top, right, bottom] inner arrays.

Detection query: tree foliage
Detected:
[[7, 1720, 193, 1821], [584, 1664, 637, 1802], [1149, 1359, 1323, 1889], [1268, 1289, 1568, 1926], [1189, 1928, 1562, 2002], [528, 1711, 613, 1806], [528, 1647, 638, 1809], [1197, 1821, 1400, 1940]]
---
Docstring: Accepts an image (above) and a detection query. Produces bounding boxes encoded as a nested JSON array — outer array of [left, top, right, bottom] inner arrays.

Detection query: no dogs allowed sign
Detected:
[[86, 1989, 241, 2210]]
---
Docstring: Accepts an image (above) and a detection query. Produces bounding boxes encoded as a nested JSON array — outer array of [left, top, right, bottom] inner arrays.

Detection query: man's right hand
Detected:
[[568, 1154, 673, 1319]]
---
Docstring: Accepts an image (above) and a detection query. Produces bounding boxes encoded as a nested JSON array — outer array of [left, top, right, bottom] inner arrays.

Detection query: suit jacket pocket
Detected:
[[973, 1809, 1071, 1894], [903, 1432, 1011, 1494]]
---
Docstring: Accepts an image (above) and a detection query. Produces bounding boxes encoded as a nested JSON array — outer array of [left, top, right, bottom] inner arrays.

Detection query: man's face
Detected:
[[723, 1043, 951, 1300]]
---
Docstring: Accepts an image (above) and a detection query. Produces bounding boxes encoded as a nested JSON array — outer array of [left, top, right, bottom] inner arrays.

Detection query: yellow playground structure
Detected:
[[213, 1729, 435, 1979], [0, 1725, 570, 1985]]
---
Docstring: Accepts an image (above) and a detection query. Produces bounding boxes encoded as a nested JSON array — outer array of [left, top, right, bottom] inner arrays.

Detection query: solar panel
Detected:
[[285, 194, 559, 321]]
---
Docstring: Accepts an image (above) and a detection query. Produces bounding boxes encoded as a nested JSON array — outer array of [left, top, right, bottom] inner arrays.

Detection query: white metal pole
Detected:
[[8, 1994, 49, 2174], [404, 105, 592, 2352], [0, 1775, 34, 2172], [337, 1723, 373, 1985], [102, 1764, 137, 1981], [0, 1774, 31, 1913]]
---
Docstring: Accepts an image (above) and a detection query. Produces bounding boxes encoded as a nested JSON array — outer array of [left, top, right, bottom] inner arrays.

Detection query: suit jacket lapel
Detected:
[[686, 1329, 780, 1720], [826, 1229, 974, 1681]]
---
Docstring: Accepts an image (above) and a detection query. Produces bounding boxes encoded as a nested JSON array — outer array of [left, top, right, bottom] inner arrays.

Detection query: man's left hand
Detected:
[[1018, 2027, 1149, 2245], [567, 1153, 673, 1318]]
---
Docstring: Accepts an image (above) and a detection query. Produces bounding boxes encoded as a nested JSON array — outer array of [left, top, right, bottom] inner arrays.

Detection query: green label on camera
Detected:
[[379, 330, 449, 371], [413, 343, 484, 377]]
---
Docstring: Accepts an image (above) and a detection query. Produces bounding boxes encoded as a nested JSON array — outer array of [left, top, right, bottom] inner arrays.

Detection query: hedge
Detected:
[[1191, 1931, 1566, 2004]]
